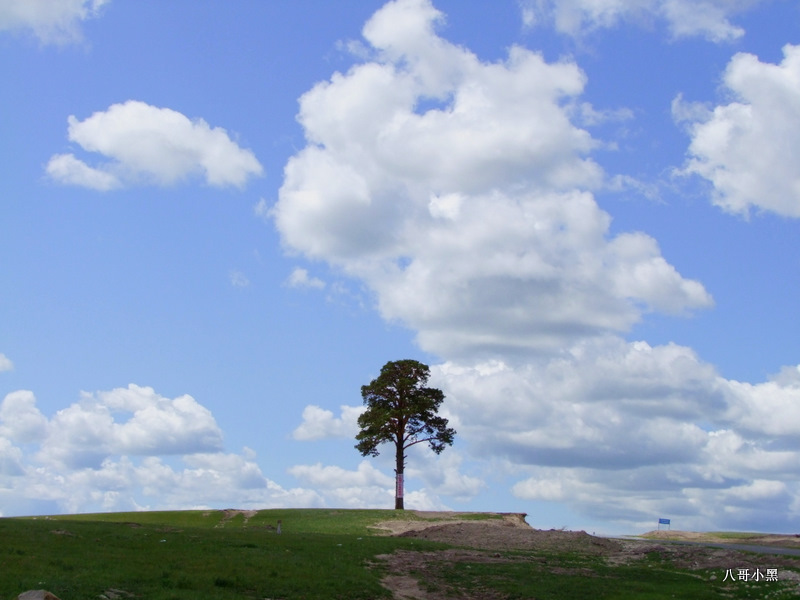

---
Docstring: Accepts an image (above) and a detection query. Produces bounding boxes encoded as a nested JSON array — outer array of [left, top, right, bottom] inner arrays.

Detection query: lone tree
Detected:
[[355, 359, 456, 510]]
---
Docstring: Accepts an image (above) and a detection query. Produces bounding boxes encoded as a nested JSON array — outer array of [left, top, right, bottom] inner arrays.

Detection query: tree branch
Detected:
[[404, 436, 436, 449]]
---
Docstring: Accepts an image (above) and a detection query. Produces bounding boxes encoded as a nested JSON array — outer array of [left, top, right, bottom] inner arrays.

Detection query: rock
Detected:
[[18, 591, 61, 600]]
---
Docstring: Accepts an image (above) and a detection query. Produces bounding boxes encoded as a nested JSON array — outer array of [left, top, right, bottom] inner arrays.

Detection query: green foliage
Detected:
[[355, 359, 457, 508], [355, 359, 455, 457]]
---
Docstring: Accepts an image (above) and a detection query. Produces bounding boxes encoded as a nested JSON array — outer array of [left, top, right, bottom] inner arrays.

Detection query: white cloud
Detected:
[[770, 364, 800, 386], [291, 411, 483, 505], [0, 390, 48, 443], [253, 197, 271, 221], [405, 447, 485, 501], [229, 270, 250, 288], [431, 340, 800, 531], [46, 152, 121, 191], [287, 459, 466, 510], [285, 268, 326, 290], [676, 44, 800, 218], [432, 339, 721, 469], [36, 384, 224, 469], [270, 0, 797, 530], [46, 100, 263, 190], [512, 462, 800, 533], [521, 0, 763, 42], [10, 453, 323, 515], [722, 377, 800, 438], [0, 385, 323, 515], [0, 0, 109, 44], [289, 461, 395, 508], [0, 353, 12, 372], [0, 438, 25, 476], [274, 0, 710, 361], [659, 0, 748, 42], [291, 404, 363, 441], [290, 460, 393, 489]]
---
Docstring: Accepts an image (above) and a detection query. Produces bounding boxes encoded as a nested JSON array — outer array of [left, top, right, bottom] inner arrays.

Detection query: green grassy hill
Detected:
[[1, 509, 445, 600], [2, 509, 799, 600]]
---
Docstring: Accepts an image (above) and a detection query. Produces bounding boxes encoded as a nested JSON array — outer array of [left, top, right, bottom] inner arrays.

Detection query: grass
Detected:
[[0, 509, 447, 600], [640, 530, 768, 541], [42, 508, 416, 535], [434, 549, 800, 599], [711, 531, 774, 541], [1, 510, 798, 600]]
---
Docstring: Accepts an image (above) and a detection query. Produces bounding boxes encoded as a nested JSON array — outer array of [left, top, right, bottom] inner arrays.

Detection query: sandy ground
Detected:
[[370, 511, 800, 600]]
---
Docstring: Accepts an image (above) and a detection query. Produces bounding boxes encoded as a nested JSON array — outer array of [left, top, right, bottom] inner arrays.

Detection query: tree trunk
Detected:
[[395, 441, 404, 510]]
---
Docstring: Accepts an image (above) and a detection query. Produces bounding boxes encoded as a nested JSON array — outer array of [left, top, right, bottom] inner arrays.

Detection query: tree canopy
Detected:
[[355, 359, 456, 509]]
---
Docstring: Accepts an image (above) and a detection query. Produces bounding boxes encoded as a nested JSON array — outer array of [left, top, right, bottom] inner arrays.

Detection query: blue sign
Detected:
[[658, 518, 671, 525]]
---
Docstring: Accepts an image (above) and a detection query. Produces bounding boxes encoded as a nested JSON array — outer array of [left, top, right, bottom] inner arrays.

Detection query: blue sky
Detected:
[[1, 0, 799, 535]]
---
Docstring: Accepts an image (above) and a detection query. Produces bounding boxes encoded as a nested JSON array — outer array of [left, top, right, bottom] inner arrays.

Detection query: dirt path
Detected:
[[371, 512, 800, 600]]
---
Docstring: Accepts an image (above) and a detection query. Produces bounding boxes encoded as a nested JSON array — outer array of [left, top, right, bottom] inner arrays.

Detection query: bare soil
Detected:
[[371, 511, 800, 600], [640, 528, 800, 548], [208, 508, 258, 527]]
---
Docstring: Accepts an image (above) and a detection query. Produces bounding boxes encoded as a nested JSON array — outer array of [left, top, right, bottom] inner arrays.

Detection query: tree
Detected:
[[355, 359, 456, 509]]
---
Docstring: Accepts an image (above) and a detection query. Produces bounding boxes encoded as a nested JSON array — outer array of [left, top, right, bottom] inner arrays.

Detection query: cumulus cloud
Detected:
[[521, 0, 763, 42], [288, 457, 478, 509], [274, 0, 710, 361], [513, 462, 800, 533], [433, 339, 720, 468], [290, 460, 393, 489], [46, 100, 263, 190], [291, 405, 483, 506], [405, 447, 485, 502], [0, 386, 324, 515], [45, 152, 120, 191], [291, 403, 483, 506], [273, 0, 764, 527], [0, 353, 12, 372], [0, 0, 109, 44], [274, 0, 797, 530], [431, 339, 800, 531], [288, 461, 395, 508], [0, 438, 25, 476], [6, 453, 322, 515], [676, 44, 800, 218], [35, 384, 224, 469], [292, 404, 363, 441], [0, 390, 48, 443]]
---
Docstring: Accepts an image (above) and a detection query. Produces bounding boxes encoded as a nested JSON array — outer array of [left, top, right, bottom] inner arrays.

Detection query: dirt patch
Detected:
[[213, 509, 258, 528], [370, 512, 529, 536], [376, 549, 516, 600], [373, 513, 800, 600], [396, 521, 621, 554], [610, 539, 800, 572], [49, 529, 76, 537], [380, 574, 427, 600], [640, 529, 800, 548]]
